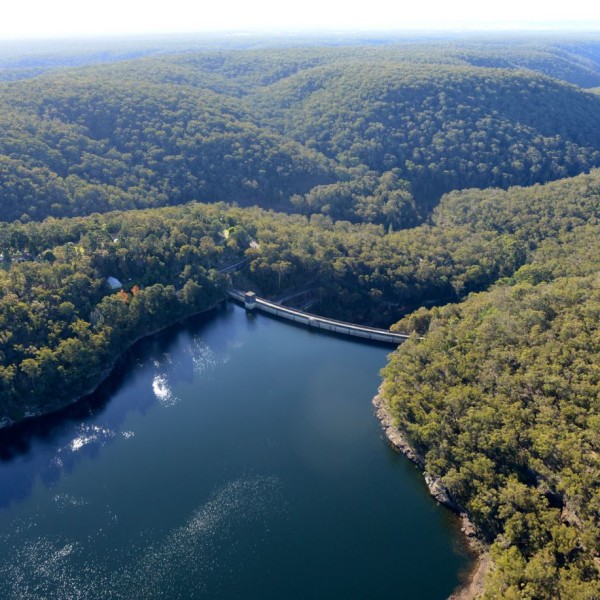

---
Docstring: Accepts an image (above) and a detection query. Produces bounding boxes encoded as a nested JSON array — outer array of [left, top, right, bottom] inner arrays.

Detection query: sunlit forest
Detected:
[[1, 34, 599, 597]]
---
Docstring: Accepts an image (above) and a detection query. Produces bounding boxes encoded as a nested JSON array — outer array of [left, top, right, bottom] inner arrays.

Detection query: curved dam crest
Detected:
[[228, 289, 411, 344]]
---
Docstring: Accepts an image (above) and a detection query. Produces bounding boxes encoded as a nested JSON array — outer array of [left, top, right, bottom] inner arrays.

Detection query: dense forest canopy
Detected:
[[0, 75, 344, 222], [382, 224, 600, 598], [0, 35, 599, 599], [4, 38, 600, 224], [252, 61, 600, 203]]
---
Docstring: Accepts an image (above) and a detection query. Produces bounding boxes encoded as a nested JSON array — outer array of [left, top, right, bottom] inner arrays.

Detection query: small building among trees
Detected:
[[106, 276, 123, 290]]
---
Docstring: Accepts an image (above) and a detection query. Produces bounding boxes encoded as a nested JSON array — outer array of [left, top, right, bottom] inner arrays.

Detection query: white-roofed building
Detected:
[[106, 276, 123, 290]]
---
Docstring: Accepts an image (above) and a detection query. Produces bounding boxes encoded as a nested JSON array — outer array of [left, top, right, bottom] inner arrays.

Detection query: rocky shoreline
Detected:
[[372, 392, 490, 600]]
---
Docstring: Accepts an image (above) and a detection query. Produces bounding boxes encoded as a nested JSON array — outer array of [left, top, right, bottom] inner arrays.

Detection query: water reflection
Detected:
[[151, 374, 177, 406], [187, 338, 231, 376], [0, 302, 471, 599], [0, 304, 235, 510]]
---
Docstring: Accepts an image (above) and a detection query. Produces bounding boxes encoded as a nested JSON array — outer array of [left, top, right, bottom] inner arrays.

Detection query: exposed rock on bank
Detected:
[[373, 392, 490, 600], [373, 392, 425, 469]]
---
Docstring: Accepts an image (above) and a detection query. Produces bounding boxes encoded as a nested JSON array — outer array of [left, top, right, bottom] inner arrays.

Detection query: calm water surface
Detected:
[[0, 303, 471, 599]]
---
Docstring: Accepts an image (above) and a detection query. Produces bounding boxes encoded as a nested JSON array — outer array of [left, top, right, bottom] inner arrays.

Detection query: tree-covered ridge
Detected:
[[381, 224, 600, 598], [432, 170, 600, 246], [236, 210, 524, 325], [254, 61, 600, 204], [5, 42, 600, 224], [4, 36, 600, 87], [0, 75, 343, 223], [239, 170, 600, 323], [420, 40, 600, 88], [288, 170, 419, 228]]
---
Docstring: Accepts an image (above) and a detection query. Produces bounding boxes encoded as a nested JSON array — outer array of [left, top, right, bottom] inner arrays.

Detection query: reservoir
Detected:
[[0, 302, 471, 599]]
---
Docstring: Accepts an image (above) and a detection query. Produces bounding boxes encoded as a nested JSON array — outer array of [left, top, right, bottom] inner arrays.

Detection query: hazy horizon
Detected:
[[1, 0, 599, 41]]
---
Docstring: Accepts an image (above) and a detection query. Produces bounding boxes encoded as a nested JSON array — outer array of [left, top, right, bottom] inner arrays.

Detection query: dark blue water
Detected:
[[0, 303, 471, 599]]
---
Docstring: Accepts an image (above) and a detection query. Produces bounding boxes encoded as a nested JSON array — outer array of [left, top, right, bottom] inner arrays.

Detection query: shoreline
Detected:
[[1, 295, 491, 596], [0, 298, 225, 432], [372, 392, 490, 600]]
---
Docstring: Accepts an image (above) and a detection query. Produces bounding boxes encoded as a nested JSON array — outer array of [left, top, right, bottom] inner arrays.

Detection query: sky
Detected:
[[1, 0, 599, 39]]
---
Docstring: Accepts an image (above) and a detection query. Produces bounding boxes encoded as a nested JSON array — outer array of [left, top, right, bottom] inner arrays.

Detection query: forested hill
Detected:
[[0, 75, 342, 222], [3, 36, 600, 87], [381, 224, 600, 598], [4, 41, 600, 224], [253, 62, 600, 204]]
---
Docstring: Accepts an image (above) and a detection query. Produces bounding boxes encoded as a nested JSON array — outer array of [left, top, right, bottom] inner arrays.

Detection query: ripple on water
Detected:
[[68, 425, 116, 453], [0, 476, 282, 599], [53, 494, 88, 510], [186, 338, 230, 376]]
